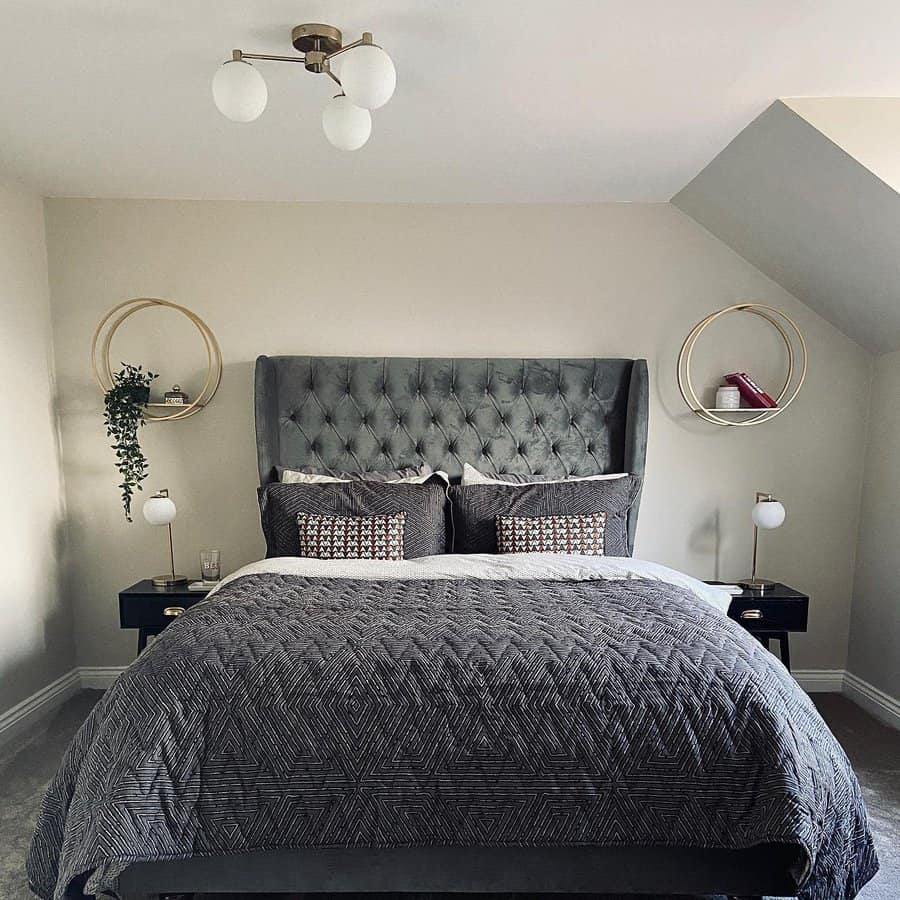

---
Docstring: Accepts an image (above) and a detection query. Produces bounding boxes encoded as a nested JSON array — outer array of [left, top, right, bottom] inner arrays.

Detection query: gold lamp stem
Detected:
[[167, 522, 177, 581], [750, 522, 759, 583]]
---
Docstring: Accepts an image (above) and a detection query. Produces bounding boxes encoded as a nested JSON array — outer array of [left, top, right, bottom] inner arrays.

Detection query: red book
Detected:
[[725, 372, 777, 408]]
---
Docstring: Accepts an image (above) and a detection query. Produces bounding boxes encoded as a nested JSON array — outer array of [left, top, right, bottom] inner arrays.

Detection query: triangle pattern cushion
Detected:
[[496, 512, 607, 555], [297, 512, 405, 561]]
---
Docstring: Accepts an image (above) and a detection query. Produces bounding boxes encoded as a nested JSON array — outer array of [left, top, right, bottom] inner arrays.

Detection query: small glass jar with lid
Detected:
[[164, 384, 189, 406], [715, 384, 740, 409]]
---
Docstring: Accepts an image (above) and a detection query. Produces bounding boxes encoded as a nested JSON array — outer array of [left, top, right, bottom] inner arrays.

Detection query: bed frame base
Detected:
[[131, 892, 769, 900], [118, 845, 800, 899]]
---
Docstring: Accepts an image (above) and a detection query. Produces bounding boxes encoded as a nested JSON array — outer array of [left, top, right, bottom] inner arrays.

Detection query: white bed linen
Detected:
[[212, 553, 731, 614]]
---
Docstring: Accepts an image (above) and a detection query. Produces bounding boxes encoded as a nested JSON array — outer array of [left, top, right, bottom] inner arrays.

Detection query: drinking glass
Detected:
[[200, 549, 221, 583]]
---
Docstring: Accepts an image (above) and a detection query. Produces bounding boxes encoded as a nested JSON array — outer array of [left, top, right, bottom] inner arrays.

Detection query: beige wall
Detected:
[[43, 199, 872, 671], [0, 179, 74, 713], [849, 349, 900, 697]]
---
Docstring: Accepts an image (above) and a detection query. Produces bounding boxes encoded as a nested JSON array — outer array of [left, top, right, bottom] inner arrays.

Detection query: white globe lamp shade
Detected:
[[339, 44, 396, 109], [752, 499, 785, 530], [322, 95, 372, 150], [212, 60, 268, 123], [143, 494, 177, 527]]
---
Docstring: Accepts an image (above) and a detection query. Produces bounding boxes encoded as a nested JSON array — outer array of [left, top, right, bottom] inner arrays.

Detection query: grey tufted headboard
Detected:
[[255, 356, 648, 550]]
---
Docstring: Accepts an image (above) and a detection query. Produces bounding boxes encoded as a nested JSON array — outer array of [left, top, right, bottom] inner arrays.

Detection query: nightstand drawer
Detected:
[[119, 592, 207, 629], [727, 596, 808, 632]]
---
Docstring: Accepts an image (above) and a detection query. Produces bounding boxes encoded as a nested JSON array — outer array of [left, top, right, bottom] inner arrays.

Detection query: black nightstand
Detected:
[[708, 582, 809, 672], [119, 580, 212, 655]]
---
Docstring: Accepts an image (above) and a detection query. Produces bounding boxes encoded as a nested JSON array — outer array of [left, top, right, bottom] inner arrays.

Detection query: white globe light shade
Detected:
[[339, 44, 396, 109], [143, 495, 177, 527], [212, 60, 268, 122], [322, 95, 372, 150], [752, 499, 785, 530]]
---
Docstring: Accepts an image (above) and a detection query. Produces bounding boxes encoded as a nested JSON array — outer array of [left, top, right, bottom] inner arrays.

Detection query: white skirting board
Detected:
[[843, 671, 900, 730], [0, 668, 81, 747], [2, 666, 898, 746], [792, 669, 846, 692], [79, 666, 127, 689]]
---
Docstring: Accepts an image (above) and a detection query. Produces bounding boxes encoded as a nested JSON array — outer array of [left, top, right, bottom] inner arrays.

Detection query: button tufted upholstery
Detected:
[[255, 356, 648, 547]]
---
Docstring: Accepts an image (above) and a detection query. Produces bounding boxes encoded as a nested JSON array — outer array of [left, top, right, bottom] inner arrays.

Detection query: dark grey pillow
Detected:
[[448, 476, 641, 557], [259, 482, 447, 559]]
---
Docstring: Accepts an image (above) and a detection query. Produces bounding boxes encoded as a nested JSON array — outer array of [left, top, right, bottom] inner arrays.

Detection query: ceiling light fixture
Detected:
[[211, 23, 396, 150]]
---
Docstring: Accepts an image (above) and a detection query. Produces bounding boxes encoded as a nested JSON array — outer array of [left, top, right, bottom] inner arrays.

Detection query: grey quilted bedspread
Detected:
[[28, 574, 878, 899]]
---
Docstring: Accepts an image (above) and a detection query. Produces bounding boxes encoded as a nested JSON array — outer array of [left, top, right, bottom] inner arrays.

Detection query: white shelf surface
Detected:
[[694, 407, 779, 413], [145, 402, 206, 408]]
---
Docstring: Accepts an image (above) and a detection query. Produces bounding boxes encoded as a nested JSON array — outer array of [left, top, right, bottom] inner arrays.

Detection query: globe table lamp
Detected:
[[738, 491, 786, 592], [143, 489, 188, 588]]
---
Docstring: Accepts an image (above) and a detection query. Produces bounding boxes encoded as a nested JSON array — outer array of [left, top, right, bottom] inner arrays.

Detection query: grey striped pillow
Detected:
[[260, 482, 447, 559], [448, 476, 640, 557]]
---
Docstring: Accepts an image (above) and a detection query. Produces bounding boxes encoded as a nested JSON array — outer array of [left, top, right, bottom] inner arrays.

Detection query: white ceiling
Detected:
[[4, 0, 900, 202]]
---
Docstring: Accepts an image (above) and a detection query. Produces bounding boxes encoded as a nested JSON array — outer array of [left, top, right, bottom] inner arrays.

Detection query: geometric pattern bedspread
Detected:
[[27, 574, 878, 900]]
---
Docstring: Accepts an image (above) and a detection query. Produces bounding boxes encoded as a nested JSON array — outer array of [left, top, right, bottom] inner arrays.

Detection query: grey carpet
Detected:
[[1, 691, 103, 900], [1, 691, 896, 900]]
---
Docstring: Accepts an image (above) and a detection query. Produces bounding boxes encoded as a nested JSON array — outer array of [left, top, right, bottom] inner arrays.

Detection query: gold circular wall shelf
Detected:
[[677, 303, 807, 427], [91, 298, 222, 422]]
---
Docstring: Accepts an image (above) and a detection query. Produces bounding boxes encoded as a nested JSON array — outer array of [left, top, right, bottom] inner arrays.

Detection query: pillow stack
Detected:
[[258, 463, 640, 560]]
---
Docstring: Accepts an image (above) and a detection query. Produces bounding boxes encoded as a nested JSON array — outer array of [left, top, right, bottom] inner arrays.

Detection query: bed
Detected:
[[28, 356, 878, 900]]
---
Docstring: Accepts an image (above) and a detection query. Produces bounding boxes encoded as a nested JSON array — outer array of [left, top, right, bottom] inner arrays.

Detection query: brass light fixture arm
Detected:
[[322, 61, 342, 89], [236, 50, 309, 64], [231, 31, 375, 76], [323, 32, 375, 60]]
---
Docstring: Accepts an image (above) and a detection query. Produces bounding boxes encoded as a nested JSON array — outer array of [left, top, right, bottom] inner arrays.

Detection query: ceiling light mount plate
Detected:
[[291, 24, 343, 56]]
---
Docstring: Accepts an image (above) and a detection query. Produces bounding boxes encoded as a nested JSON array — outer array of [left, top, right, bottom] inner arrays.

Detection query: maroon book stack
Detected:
[[724, 372, 777, 408]]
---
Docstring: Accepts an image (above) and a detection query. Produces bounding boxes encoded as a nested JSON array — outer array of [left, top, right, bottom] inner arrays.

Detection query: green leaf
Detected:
[[102, 363, 158, 520]]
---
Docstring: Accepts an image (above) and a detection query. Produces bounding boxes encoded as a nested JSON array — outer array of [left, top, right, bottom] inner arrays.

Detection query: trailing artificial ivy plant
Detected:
[[103, 363, 157, 521]]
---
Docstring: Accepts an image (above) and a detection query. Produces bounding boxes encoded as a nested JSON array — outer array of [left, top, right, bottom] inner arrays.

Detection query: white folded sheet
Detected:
[[213, 552, 731, 614]]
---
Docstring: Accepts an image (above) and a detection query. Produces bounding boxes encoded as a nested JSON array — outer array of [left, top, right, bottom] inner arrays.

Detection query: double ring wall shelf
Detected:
[[677, 303, 807, 427], [92, 298, 222, 422]]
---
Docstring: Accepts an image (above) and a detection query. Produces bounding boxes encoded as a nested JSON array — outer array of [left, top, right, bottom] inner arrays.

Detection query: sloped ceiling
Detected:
[[673, 100, 900, 355]]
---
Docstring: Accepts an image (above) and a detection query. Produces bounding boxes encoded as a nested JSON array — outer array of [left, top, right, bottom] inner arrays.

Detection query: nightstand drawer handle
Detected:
[[163, 606, 186, 617], [740, 609, 764, 620]]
